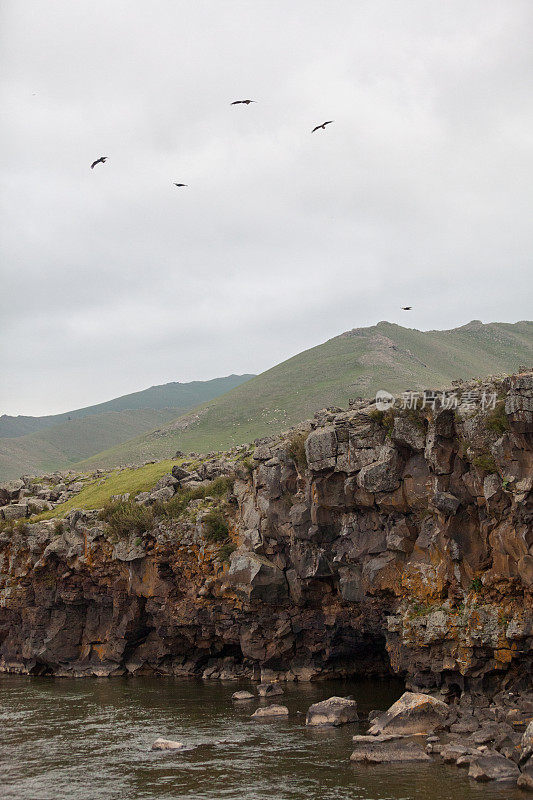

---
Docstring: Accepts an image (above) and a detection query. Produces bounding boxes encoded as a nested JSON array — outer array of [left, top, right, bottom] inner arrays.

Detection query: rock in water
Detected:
[[257, 682, 283, 697], [232, 690, 254, 701], [151, 738, 185, 751], [350, 734, 430, 763], [306, 696, 358, 727], [468, 751, 520, 782], [368, 692, 449, 736], [518, 722, 533, 791], [251, 704, 289, 718]]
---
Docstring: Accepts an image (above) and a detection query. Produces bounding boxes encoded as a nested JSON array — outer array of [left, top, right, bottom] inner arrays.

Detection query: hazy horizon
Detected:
[[1, 317, 530, 417], [2, 1, 532, 415]]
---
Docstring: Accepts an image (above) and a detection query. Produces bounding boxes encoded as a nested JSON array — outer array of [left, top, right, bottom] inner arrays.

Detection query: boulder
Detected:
[[440, 743, 476, 763], [26, 498, 51, 513], [151, 738, 185, 751], [148, 486, 174, 504], [2, 503, 28, 520], [257, 682, 283, 697], [468, 751, 520, 782], [251, 704, 289, 719], [0, 479, 24, 505], [432, 491, 461, 516], [357, 446, 401, 493], [306, 696, 358, 727], [232, 690, 254, 701], [392, 416, 426, 452], [227, 551, 288, 603], [305, 427, 337, 471], [368, 692, 449, 736], [521, 721, 533, 763], [171, 465, 192, 481], [350, 734, 430, 763], [135, 492, 151, 504], [518, 758, 533, 792]]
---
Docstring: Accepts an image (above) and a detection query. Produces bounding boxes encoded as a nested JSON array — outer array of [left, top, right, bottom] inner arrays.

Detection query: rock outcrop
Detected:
[[0, 371, 531, 703]]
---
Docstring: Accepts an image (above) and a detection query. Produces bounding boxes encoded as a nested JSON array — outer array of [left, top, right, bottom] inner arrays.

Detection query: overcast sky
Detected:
[[1, 1, 532, 416]]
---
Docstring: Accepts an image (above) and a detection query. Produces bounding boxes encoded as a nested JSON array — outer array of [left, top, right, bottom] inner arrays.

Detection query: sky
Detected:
[[1, 0, 532, 416]]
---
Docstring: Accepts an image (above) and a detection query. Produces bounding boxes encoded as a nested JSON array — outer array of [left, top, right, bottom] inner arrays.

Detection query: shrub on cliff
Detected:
[[99, 499, 154, 538], [202, 511, 229, 543], [485, 401, 510, 435], [472, 453, 498, 473], [217, 541, 236, 562], [153, 475, 235, 520], [287, 432, 308, 470]]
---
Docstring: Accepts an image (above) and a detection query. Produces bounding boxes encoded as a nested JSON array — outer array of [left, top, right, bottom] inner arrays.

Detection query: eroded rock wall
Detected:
[[0, 373, 531, 694]]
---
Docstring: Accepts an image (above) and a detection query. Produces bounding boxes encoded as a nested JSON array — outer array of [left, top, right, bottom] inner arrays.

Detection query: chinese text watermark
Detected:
[[373, 389, 498, 412]]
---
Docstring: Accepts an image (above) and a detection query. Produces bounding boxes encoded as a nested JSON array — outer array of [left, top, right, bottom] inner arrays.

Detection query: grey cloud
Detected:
[[1, 0, 532, 414]]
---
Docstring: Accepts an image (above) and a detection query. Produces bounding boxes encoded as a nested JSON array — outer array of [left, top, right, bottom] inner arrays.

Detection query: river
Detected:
[[0, 675, 523, 800]]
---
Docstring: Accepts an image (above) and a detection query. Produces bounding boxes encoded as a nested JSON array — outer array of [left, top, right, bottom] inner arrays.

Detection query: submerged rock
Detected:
[[351, 734, 430, 763], [151, 738, 185, 751], [251, 704, 289, 719], [232, 690, 254, 701], [306, 697, 358, 727], [257, 683, 283, 697]]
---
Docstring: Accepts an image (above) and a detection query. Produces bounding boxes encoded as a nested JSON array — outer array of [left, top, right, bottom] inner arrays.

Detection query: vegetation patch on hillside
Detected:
[[31, 459, 178, 520]]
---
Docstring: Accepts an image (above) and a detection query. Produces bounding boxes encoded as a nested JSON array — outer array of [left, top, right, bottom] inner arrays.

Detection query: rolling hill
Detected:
[[76, 319, 533, 470], [0, 375, 254, 438], [0, 375, 253, 479]]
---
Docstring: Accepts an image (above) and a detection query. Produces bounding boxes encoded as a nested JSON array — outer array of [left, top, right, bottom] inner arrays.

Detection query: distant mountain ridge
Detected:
[[76, 319, 533, 471], [0, 375, 254, 480], [0, 375, 255, 438]]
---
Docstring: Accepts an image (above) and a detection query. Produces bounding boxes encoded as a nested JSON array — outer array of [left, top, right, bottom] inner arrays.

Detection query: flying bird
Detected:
[[231, 99, 256, 105], [312, 120, 334, 133], [401, 306, 412, 311], [90, 156, 107, 169], [173, 183, 188, 187]]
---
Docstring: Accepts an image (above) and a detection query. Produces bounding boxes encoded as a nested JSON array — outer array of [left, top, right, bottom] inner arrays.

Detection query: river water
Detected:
[[0, 675, 523, 800]]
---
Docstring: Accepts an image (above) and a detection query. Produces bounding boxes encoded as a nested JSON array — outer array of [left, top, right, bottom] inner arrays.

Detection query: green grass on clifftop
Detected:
[[33, 459, 177, 520]]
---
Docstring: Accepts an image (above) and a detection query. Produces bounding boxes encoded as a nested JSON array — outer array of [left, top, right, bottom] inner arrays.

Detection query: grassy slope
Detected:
[[33, 459, 178, 520], [0, 374, 254, 438], [0, 375, 254, 480], [78, 320, 533, 470], [0, 409, 180, 480]]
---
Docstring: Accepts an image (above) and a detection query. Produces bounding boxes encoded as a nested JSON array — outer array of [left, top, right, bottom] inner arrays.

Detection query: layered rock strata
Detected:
[[0, 372, 531, 698]]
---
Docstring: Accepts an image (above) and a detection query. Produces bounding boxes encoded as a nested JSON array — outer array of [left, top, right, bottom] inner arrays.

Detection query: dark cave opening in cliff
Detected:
[[29, 661, 54, 677]]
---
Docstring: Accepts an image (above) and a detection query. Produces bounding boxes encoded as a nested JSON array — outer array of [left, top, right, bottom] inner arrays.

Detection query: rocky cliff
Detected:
[[0, 372, 531, 698]]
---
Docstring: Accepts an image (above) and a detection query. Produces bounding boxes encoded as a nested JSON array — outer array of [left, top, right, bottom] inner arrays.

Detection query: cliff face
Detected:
[[0, 373, 531, 696]]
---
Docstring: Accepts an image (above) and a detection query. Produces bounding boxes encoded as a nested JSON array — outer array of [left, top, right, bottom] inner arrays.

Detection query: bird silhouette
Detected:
[[401, 306, 412, 311], [91, 156, 107, 169], [231, 99, 256, 105], [312, 120, 334, 133], [173, 183, 188, 187]]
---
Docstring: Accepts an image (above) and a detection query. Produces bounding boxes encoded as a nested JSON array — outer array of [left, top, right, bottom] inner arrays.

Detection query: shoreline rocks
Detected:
[[368, 692, 449, 736], [351, 734, 430, 763]]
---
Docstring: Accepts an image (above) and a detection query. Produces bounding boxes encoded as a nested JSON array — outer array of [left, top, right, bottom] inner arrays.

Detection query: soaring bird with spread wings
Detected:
[[231, 99, 256, 105], [312, 120, 333, 132], [91, 156, 108, 169], [173, 183, 188, 187], [401, 306, 412, 311]]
